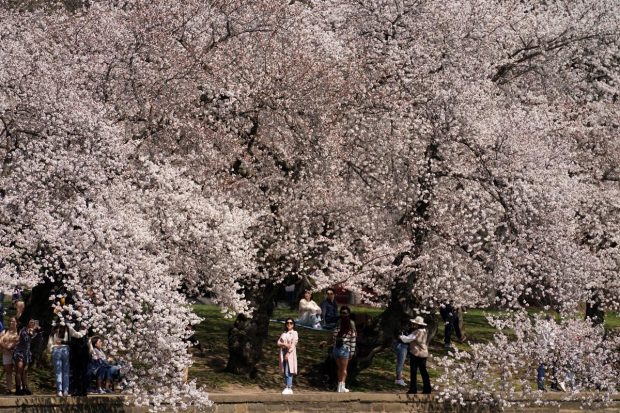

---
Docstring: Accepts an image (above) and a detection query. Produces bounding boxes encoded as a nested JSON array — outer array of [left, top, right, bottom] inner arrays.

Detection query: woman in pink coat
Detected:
[[277, 318, 298, 395]]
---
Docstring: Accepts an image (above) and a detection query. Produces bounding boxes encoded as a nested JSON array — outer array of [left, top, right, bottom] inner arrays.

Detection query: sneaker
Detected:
[[63, 391, 69, 397], [395, 379, 407, 386], [342, 386, 350, 393], [559, 382, 567, 392], [281, 388, 292, 395], [97, 388, 105, 394], [57, 391, 63, 397]]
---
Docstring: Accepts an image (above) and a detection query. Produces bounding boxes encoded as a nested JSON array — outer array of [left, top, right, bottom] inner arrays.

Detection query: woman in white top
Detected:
[[298, 290, 322, 328], [48, 321, 88, 397]]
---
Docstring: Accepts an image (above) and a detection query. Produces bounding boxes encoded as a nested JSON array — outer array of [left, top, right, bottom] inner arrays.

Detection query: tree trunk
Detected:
[[225, 284, 277, 378], [585, 294, 605, 326]]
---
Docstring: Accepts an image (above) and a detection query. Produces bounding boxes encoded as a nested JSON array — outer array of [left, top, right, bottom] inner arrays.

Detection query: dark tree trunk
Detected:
[[585, 295, 605, 326], [225, 284, 277, 378], [20, 277, 57, 369], [332, 140, 443, 382]]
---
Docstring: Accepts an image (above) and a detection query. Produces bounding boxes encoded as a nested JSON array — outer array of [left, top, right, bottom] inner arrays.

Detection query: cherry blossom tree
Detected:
[[1, 0, 618, 409]]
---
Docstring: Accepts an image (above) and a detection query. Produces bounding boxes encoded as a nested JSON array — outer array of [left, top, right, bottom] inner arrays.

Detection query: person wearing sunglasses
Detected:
[[321, 306, 356, 392], [277, 318, 298, 395], [319, 289, 339, 329]]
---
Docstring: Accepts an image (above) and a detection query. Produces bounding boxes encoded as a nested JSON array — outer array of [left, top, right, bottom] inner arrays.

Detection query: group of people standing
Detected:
[[47, 318, 120, 397], [0, 290, 120, 397], [280, 287, 435, 395], [277, 288, 356, 394]]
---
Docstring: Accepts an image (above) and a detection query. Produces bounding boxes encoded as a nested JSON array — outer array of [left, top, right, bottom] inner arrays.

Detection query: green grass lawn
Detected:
[[189, 304, 505, 392]]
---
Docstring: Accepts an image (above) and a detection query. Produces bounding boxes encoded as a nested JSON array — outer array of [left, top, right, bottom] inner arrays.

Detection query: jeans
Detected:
[[52, 346, 70, 394], [409, 355, 431, 394], [283, 360, 293, 388], [394, 343, 409, 378], [332, 345, 350, 359]]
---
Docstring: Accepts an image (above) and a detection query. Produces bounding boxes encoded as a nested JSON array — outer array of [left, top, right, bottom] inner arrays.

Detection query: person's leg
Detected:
[[52, 348, 63, 394], [341, 357, 349, 390], [537, 364, 546, 390], [283, 361, 293, 389], [408, 355, 418, 394], [4, 363, 13, 393], [14, 360, 23, 392], [444, 321, 453, 346], [22, 364, 29, 393], [395, 344, 407, 381], [61, 348, 70, 395], [418, 357, 431, 394], [453, 316, 464, 342]]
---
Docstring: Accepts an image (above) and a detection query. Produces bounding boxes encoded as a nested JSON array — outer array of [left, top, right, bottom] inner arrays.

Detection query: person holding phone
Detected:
[[13, 319, 41, 395]]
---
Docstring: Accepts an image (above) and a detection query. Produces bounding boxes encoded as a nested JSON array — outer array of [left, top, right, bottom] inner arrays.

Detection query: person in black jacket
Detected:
[[440, 302, 465, 348], [69, 320, 90, 397]]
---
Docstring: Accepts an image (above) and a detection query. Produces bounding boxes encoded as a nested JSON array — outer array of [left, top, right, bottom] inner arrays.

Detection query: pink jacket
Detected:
[[278, 330, 299, 374]]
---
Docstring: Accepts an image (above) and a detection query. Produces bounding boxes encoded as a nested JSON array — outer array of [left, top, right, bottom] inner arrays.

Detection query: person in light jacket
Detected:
[[399, 316, 431, 394], [298, 290, 322, 327], [277, 318, 298, 395], [48, 321, 88, 397]]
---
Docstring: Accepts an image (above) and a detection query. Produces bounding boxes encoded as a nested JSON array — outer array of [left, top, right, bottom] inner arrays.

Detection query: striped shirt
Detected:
[[333, 320, 356, 356]]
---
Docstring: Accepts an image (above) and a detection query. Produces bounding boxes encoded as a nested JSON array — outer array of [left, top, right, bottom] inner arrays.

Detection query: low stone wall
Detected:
[[0, 393, 618, 413]]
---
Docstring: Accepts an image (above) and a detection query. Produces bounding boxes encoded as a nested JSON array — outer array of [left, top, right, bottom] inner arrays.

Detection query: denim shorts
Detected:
[[332, 345, 350, 359]]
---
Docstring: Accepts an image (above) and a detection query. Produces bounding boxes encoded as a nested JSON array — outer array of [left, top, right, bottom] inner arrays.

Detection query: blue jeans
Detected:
[[283, 360, 293, 388], [394, 343, 409, 378], [52, 346, 70, 393], [537, 363, 546, 390]]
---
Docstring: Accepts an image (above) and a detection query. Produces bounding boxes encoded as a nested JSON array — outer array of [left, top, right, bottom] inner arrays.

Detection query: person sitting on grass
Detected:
[[298, 290, 322, 328], [89, 337, 120, 394], [319, 289, 339, 328]]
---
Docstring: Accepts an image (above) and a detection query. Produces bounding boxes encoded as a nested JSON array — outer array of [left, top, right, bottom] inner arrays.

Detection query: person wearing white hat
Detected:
[[399, 316, 431, 394]]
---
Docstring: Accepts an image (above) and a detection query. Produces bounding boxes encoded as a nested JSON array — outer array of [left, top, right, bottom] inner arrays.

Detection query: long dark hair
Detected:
[[337, 306, 352, 337], [283, 318, 296, 331], [52, 323, 68, 338]]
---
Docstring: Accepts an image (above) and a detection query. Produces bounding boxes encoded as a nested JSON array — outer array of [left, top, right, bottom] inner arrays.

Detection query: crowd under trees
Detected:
[[0, 0, 619, 409]]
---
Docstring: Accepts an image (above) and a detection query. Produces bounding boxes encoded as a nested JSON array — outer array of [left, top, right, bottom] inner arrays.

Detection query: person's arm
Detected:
[[47, 334, 54, 354], [291, 331, 298, 352], [312, 300, 322, 315], [277, 334, 288, 349], [67, 324, 87, 339], [399, 331, 417, 343], [320, 300, 328, 317]]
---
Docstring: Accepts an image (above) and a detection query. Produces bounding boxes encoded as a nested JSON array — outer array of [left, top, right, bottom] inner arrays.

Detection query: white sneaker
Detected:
[[342, 386, 350, 393], [395, 379, 407, 386], [57, 391, 63, 397], [282, 388, 292, 395], [337, 382, 343, 393], [559, 382, 567, 392]]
